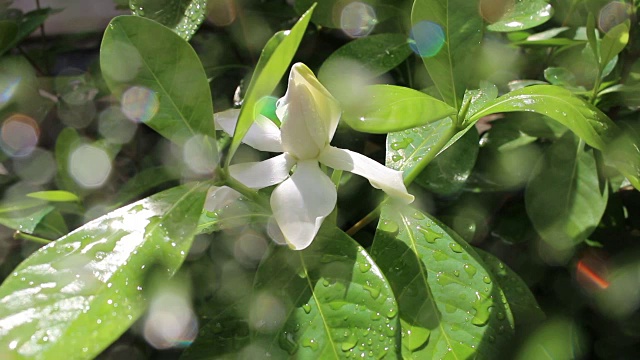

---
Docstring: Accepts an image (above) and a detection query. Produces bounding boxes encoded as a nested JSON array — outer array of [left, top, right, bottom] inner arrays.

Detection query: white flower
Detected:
[[215, 63, 413, 250]]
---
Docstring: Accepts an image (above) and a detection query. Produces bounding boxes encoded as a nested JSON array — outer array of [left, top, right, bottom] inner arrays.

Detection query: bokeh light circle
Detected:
[[14, 148, 56, 185], [0, 114, 40, 157], [98, 106, 137, 144], [183, 134, 218, 175], [69, 144, 112, 188], [409, 21, 445, 58], [340, 2, 377, 38], [598, 1, 632, 33], [121, 86, 159, 123]]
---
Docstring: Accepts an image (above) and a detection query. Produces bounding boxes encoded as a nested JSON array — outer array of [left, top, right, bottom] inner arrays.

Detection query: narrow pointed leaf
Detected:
[[0, 8, 55, 56], [252, 226, 400, 358], [371, 205, 515, 358], [486, 0, 553, 32], [27, 190, 79, 203], [101, 16, 215, 146], [468, 85, 616, 149], [227, 5, 315, 163], [129, 0, 207, 41], [0, 183, 208, 359], [599, 21, 629, 72], [525, 132, 608, 249], [342, 85, 456, 133], [411, 0, 483, 109]]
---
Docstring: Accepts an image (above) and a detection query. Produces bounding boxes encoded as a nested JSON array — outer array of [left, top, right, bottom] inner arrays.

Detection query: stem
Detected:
[[221, 168, 270, 210], [14, 231, 52, 245], [346, 203, 382, 236], [590, 68, 603, 104]]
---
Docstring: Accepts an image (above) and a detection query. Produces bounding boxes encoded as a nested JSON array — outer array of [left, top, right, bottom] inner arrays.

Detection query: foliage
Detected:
[[0, 0, 639, 359]]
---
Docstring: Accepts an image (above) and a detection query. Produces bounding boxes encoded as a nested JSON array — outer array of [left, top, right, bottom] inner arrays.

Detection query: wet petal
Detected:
[[214, 109, 283, 152], [229, 153, 295, 189], [270, 160, 337, 250], [319, 146, 414, 203]]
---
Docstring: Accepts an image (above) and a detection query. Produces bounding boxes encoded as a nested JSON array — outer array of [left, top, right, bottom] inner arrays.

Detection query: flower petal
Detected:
[[270, 160, 337, 250], [229, 153, 295, 189], [278, 63, 341, 160], [214, 109, 283, 152], [319, 146, 414, 203]]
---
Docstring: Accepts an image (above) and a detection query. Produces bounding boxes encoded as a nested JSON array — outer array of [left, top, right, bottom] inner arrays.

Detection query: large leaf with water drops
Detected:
[[370, 205, 515, 358], [226, 5, 315, 163], [251, 225, 400, 358], [0, 183, 208, 359], [101, 15, 215, 146], [486, 0, 553, 32], [475, 249, 545, 327], [468, 85, 616, 150], [526, 132, 608, 249], [385, 117, 458, 185], [129, 0, 207, 41], [411, 0, 483, 109], [341, 85, 457, 134]]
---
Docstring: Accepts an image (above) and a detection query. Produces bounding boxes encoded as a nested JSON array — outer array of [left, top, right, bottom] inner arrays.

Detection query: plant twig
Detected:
[[14, 231, 52, 245]]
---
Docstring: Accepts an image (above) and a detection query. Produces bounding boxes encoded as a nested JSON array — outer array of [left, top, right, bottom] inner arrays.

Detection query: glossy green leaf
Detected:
[[486, 0, 553, 32], [319, 33, 413, 81], [0, 183, 208, 359], [412, 0, 483, 109], [0, 20, 17, 53], [227, 4, 314, 162], [385, 117, 458, 185], [544, 67, 577, 87], [462, 81, 499, 120], [27, 190, 79, 203], [101, 15, 215, 146], [475, 249, 545, 326], [341, 85, 457, 134], [525, 133, 608, 249], [468, 85, 616, 150], [129, 0, 207, 41], [416, 128, 479, 196], [599, 21, 629, 72], [33, 211, 69, 240], [0, 8, 54, 56], [370, 205, 515, 358], [251, 225, 399, 358], [0, 203, 54, 234], [181, 307, 250, 359]]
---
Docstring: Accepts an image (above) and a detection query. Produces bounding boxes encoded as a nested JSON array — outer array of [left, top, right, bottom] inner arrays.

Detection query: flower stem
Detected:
[[14, 231, 52, 245], [221, 168, 270, 210]]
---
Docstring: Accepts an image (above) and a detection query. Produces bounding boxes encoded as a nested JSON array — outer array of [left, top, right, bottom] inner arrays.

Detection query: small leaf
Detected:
[[469, 85, 616, 150], [0, 8, 55, 56], [227, 4, 315, 162], [0, 204, 54, 233], [27, 190, 79, 202], [599, 21, 629, 72], [101, 15, 215, 146], [0, 183, 208, 359], [463, 81, 499, 120], [252, 225, 399, 358], [319, 33, 413, 81], [129, 0, 207, 41], [371, 205, 515, 358], [525, 132, 608, 249], [342, 85, 457, 134], [486, 0, 553, 32], [603, 121, 640, 190], [0, 20, 18, 54]]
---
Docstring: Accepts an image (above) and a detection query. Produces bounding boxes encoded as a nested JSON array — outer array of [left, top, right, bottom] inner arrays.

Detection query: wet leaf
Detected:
[[468, 85, 616, 150], [227, 4, 315, 162], [371, 205, 515, 358], [101, 15, 215, 146], [342, 85, 456, 134], [487, 0, 553, 32], [252, 225, 400, 358], [526, 132, 608, 248], [0, 183, 208, 359], [412, 0, 484, 109], [129, 0, 207, 41]]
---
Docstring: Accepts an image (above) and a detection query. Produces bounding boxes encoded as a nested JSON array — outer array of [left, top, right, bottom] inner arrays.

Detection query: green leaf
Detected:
[[252, 226, 399, 358], [0, 20, 17, 53], [33, 211, 68, 240], [27, 190, 80, 203], [0, 204, 54, 233], [181, 307, 250, 359], [227, 4, 315, 163], [370, 205, 515, 358], [525, 133, 608, 249], [113, 166, 179, 207], [341, 85, 457, 134], [385, 117, 458, 185], [0, 183, 208, 359], [475, 249, 545, 326], [0, 8, 54, 56], [411, 0, 484, 109], [486, 0, 553, 32], [294, 0, 400, 28], [599, 21, 629, 72], [415, 128, 479, 196], [462, 81, 499, 120], [129, 0, 207, 41], [468, 85, 616, 150], [101, 15, 215, 146], [603, 121, 640, 190], [544, 67, 577, 87], [319, 33, 413, 81]]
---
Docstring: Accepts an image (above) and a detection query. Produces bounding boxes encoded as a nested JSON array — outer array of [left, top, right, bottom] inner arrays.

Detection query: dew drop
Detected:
[[482, 276, 491, 284], [463, 264, 477, 278], [391, 154, 402, 162], [416, 225, 441, 243], [379, 220, 399, 235], [341, 334, 358, 351], [302, 303, 312, 314], [448, 242, 463, 253], [358, 262, 371, 273]]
